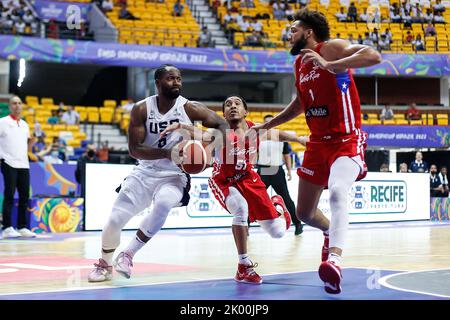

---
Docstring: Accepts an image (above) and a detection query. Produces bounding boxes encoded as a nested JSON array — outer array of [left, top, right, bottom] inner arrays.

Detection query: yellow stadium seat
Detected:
[[41, 124, 52, 131], [436, 114, 448, 125], [103, 100, 117, 108], [410, 120, 422, 125], [45, 130, 59, 139], [53, 124, 67, 131], [79, 110, 87, 122], [67, 139, 81, 148], [88, 112, 100, 123], [73, 132, 87, 140], [66, 125, 80, 132], [26, 96, 38, 105], [382, 119, 395, 125], [41, 97, 54, 105], [100, 109, 113, 123], [36, 115, 47, 123], [395, 119, 409, 125]]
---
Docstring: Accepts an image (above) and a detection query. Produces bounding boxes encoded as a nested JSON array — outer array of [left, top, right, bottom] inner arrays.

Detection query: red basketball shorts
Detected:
[[208, 170, 279, 222], [298, 132, 368, 188]]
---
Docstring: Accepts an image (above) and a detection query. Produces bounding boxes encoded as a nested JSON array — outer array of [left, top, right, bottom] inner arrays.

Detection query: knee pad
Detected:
[[259, 219, 285, 238], [226, 188, 248, 226]]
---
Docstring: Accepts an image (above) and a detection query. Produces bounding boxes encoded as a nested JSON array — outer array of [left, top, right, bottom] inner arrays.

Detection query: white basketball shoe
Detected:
[[88, 259, 113, 283], [114, 252, 134, 279]]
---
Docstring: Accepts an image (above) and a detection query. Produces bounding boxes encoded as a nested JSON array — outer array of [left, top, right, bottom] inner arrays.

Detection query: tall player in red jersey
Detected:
[[254, 9, 381, 294]]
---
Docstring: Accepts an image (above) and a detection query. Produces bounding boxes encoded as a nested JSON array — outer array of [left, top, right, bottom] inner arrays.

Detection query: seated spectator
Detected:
[[273, 5, 285, 20], [285, 4, 294, 19], [433, 11, 446, 24], [381, 28, 392, 42], [357, 34, 363, 44], [173, 0, 184, 17], [240, 0, 255, 8], [120, 98, 135, 112], [425, 23, 437, 37], [33, 122, 45, 138], [348, 34, 358, 44], [281, 25, 289, 43], [399, 162, 408, 173], [380, 104, 394, 121], [47, 110, 60, 124], [197, 26, 213, 48], [380, 163, 391, 172], [408, 151, 429, 173], [430, 164, 444, 197], [245, 30, 263, 46], [390, 8, 402, 23], [37, 139, 66, 163], [335, 7, 348, 22], [348, 2, 357, 22], [369, 28, 379, 43], [250, 18, 263, 35], [402, 9, 412, 28], [61, 105, 80, 125], [272, 0, 285, 12], [433, 0, 446, 15], [119, 3, 139, 20], [42, 147, 64, 164], [412, 34, 425, 51], [438, 166, 449, 197], [75, 144, 101, 196], [411, 3, 424, 23], [359, 8, 368, 22], [423, 9, 434, 24], [362, 32, 374, 47], [239, 17, 250, 32], [101, 0, 114, 13], [14, 19, 26, 35], [32, 135, 47, 154], [404, 30, 414, 44], [378, 34, 391, 51], [22, 9, 35, 24]]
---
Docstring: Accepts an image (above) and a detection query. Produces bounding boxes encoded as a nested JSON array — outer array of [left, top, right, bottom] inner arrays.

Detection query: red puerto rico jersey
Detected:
[[212, 120, 258, 180], [294, 42, 362, 141]]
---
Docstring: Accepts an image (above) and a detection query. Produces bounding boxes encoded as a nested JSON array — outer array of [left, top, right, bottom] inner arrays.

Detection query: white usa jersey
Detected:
[[136, 94, 192, 173]]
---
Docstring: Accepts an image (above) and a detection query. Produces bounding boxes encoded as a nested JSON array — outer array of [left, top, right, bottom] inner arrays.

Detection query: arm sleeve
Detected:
[[282, 142, 290, 155]]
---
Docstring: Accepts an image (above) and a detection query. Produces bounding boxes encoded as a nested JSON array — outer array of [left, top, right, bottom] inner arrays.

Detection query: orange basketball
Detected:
[[178, 140, 211, 174]]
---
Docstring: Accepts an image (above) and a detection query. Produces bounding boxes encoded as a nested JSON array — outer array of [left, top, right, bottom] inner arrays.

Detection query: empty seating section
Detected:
[[107, 0, 201, 47], [212, 0, 450, 52]]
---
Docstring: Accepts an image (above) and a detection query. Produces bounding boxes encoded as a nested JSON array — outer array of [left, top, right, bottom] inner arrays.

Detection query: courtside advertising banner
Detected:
[[85, 164, 430, 230]]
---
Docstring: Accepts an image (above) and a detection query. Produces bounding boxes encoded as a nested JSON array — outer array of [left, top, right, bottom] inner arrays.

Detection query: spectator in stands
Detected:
[[402, 8, 413, 28], [225, 17, 239, 42], [33, 122, 45, 139], [404, 30, 414, 44], [380, 163, 391, 172], [359, 8, 368, 22], [239, 17, 250, 32], [120, 98, 134, 112], [381, 28, 392, 43], [425, 23, 437, 37], [31, 135, 47, 154], [285, 4, 294, 19], [370, 27, 379, 43], [399, 162, 408, 173], [380, 104, 394, 121], [378, 34, 391, 51], [357, 34, 363, 44], [41, 144, 63, 164], [411, 3, 424, 23], [47, 18, 59, 39], [119, 3, 139, 20], [335, 7, 348, 22], [347, 2, 357, 22], [362, 32, 374, 47], [438, 166, 449, 197], [97, 141, 110, 162], [197, 26, 213, 48], [390, 8, 402, 23], [412, 34, 425, 51], [273, 0, 285, 20], [75, 144, 100, 197], [22, 9, 35, 25], [250, 18, 264, 36], [433, 11, 446, 24], [430, 164, 444, 197], [240, 0, 255, 8], [433, 0, 446, 15], [61, 105, 80, 125], [245, 30, 263, 46], [173, 0, 184, 17], [424, 8, 434, 24], [348, 34, 358, 44], [272, 0, 285, 12], [409, 151, 429, 173], [281, 24, 289, 44], [101, 0, 114, 13], [47, 110, 60, 124], [406, 102, 422, 120], [14, 19, 26, 34]]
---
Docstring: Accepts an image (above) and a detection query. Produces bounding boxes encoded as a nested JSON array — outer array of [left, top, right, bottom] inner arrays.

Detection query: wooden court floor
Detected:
[[0, 221, 449, 299]]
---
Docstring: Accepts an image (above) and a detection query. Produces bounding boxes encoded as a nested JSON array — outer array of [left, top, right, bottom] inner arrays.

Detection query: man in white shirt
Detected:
[[61, 105, 80, 125], [335, 7, 348, 22], [256, 114, 304, 236], [0, 96, 36, 238]]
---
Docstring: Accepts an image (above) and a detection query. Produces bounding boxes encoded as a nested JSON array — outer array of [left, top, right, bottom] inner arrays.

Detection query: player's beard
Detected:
[[290, 34, 307, 56], [162, 86, 181, 100]]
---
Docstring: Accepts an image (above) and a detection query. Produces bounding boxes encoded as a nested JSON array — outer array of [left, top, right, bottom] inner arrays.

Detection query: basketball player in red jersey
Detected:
[[254, 9, 381, 293], [161, 95, 307, 284]]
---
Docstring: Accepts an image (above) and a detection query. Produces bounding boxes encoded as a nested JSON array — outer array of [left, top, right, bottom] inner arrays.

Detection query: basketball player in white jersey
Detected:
[[88, 65, 229, 282]]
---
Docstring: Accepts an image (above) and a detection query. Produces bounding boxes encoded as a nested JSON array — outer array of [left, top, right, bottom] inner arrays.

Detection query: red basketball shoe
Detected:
[[234, 263, 262, 284], [271, 195, 291, 230], [318, 260, 343, 294], [322, 232, 329, 262]]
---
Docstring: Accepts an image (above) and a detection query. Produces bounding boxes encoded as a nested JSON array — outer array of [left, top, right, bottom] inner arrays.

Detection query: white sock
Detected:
[[328, 253, 342, 266], [124, 235, 146, 258], [238, 254, 252, 266], [101, 249, 114, 266]]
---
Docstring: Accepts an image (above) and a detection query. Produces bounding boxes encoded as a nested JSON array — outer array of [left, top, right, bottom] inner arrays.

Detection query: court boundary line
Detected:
[[378, 268, 450, 299]]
